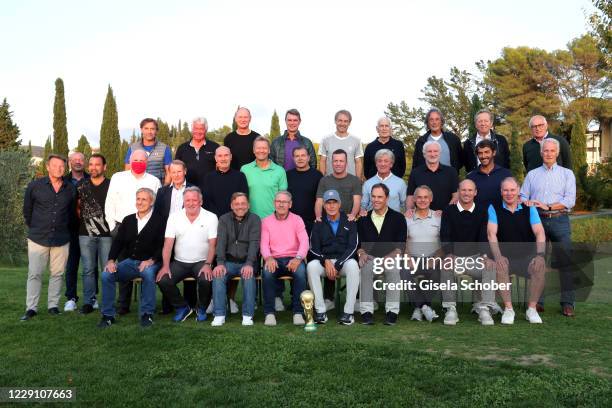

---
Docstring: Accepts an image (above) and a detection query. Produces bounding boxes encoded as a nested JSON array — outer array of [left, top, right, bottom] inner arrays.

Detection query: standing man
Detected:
[[521, 138, 577, 317], [224, 107, 261, 170], [156, 187, 218, 324], [21, 154, 76, 321], [363, 116, 406, 179], [125, 118, 172, 185], [406, 141, 458, 212], [523, 115, 572, 172], [412, 108, 463, 173], [63, 151, 89, 312], [260, 191, 310, 326], [463, 109, 510, 173], [270, 109, 317, 171], [202, 146, 249, 218], [175, 117, 219, 192], [315, 149, 362, 222], [466, 140, 512, 209], [319, 109, 364, 179], [286, 146, 323, 235], [212, 192, 261, 326], [77, 153, 111, 314], [241, 136, 288, 219], [98, 188, 164, 328], [357, 184, 407, 326], [360, 149, 406, 214]]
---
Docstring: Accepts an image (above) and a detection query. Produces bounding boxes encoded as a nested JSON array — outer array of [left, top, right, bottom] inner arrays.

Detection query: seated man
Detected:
[[156, 187, 218, 323], [98, 188, 164, 328], [307, 190, 359, 325], [488, 177, 546, 324], [211, 192, 261, 326], [358, 183, 407, 326], [261, 191, 309, 326]]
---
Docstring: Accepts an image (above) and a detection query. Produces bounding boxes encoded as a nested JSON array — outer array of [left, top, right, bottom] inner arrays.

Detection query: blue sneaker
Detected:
[[196, 307, 207, 322], [173, 306, 193, 323]]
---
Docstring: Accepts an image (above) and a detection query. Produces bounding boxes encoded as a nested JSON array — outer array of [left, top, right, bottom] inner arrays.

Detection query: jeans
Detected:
[[212, 262, 256, 317], [542, 215, 574, 306], [79, 236, 111, 306], [64, 233, 80, 301], [263, 257, 306, 315], [101, 258, 159, 317]]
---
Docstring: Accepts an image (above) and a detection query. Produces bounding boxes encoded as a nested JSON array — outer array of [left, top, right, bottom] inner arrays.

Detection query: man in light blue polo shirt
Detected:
[[360, 149, 406, 215]]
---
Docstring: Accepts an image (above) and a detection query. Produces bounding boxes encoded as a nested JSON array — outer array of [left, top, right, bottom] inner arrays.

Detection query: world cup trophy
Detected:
[[300, 290, 317, 332]]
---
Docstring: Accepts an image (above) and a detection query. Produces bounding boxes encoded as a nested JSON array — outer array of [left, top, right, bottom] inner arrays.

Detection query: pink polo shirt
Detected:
[[260, 212, 309, 259]]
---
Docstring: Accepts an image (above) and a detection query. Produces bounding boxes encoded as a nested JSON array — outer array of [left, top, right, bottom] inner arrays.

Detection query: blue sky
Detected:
[[0, 0, 596, 147]]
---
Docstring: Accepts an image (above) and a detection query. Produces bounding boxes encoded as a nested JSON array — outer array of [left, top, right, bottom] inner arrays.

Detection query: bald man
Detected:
[[202, 146, 249, 218], [224, 107, 262, 170]]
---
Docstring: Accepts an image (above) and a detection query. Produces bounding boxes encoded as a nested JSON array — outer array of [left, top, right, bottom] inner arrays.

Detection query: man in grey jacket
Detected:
[[270, 108, 317, 170], [211, 192, 261, 326]]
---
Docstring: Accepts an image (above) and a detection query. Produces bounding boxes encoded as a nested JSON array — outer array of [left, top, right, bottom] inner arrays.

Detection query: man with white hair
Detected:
[[523, 115, 572, 172], [360, 149, 406, 214], [124, 118, 172, 185], [363, 117, 406, 179], [463, 109, 510, 173], [175, 117, 220, 192], [520, 138, 577, 317]]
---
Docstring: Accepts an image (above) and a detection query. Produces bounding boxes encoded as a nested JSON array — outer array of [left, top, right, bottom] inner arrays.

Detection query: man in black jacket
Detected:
[[463, 109, 510, 173], [98, 188, 164, 328], [357, 183, 407, 326], [306, 190, 359, 325], [412, 108, 463, 173], [522, 115, 572, 172]]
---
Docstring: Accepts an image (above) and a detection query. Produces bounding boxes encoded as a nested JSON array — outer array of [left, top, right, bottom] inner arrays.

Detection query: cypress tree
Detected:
[[0, 98, 21, 150], [468, 94, 482, 137], [570, 113, 587, 174], [509, 128, 524, 182], [269, 110, 281, 141], [40, 136, 52, 175], [75, 134, 92, 163], [157, 119, 171, 145], [232, 106, 239, 132], [52, 78, 69, 157], [119, 139, 129, 166], [99, 85, 121, 177]]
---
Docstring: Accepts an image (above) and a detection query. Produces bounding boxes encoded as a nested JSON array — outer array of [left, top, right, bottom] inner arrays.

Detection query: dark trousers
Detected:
[[64, 233, 80, 301], [403, 268, 439, 308], [157, 260, 212, 309], [542, 215, 575, 306]]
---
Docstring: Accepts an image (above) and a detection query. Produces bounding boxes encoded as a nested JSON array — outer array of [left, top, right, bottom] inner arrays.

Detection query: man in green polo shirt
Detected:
[[240, 136, 288, 219]]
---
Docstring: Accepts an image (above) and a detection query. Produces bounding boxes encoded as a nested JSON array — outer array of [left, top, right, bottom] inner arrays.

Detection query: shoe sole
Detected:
[[174, 309, 194, 323], [444, 320, 458, 325]]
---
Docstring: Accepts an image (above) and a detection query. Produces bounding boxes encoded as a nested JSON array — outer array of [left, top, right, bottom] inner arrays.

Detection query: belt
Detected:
[[538, 211, 567, 218]]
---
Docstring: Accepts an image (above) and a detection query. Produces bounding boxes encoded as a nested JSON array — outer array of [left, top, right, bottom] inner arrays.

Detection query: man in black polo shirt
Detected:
[[202, 146, 249, 218], [357, 183, 407, 326], [223, 107, 261, 170], [439, 179, 496, 326], [287, 146, 322, 235], [467, 139, 512, 208], [523, 115, 572, 172], [363, 116, 406, 179], [488, 177, 546, 324], [406, 141, 458, 212], [175, 117, 219, 192]]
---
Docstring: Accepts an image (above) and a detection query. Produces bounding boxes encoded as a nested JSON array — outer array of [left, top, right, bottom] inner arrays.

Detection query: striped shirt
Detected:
[[519, 164, 576, 210]]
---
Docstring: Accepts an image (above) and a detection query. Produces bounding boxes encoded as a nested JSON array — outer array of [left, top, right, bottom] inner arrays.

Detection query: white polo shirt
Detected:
[[406, 209, 441, 257], [165, 208, 218, 263]]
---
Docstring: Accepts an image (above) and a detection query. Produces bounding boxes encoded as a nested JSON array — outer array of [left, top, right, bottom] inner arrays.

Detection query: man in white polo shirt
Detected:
[[156, 187, 218, 323]]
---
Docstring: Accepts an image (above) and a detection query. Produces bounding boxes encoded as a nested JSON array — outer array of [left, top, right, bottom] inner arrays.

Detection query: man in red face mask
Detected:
[[105, 149, 162, 314]]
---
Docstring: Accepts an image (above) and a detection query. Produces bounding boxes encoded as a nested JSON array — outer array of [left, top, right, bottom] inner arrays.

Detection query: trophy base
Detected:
[[304, 322, 317, 332]]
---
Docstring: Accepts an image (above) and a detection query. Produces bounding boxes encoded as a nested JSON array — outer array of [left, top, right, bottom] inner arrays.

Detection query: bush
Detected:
[[0, 150, 34, 264], [576, 164, 611, 211]]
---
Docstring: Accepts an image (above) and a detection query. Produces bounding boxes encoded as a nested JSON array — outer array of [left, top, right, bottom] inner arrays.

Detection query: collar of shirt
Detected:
[[413, 209, 434, 220], [376, 172, 392, 182], [136, 209, 153, 222], [456, 202, 476, 213], [429, 133, 443, 141], [502, 201, 523, 212], [477, 164, 501, 175], [172, 181, 187, 192], [475, 133, 491, 145], [542, 162, 559, 171], [371, 208, 388, 220]]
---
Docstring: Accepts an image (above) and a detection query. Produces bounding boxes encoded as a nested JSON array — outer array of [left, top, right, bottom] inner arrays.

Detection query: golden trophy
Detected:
[[300, 290, 317, 332]]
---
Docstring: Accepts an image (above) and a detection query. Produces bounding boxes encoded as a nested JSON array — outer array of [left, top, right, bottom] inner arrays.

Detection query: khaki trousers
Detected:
[[26, 239, 69, 311]]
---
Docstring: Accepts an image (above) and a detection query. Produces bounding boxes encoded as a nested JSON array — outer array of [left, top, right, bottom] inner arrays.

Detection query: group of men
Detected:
[[22, 106, 577, 328]]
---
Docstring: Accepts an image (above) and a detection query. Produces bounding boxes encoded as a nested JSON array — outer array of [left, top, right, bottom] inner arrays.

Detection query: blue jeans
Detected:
[[101, 258, 159, 317], [79, 236, 112, 306], [542, 215, 574, 306], [262, 257, 306, 315], [212, 262, 256, 317]]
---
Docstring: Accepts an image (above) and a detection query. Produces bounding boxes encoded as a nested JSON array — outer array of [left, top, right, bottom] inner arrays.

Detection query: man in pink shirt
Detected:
[[261, 191, 309, 326]]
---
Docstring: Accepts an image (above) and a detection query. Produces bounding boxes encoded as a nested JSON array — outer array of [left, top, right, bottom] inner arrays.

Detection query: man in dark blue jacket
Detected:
[[307, 190, 359, 325]]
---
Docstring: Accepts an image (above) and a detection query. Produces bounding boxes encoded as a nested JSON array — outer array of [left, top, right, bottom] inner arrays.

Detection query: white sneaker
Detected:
[[293, 313, 305, 325], [264, 314, 277, 326], [229, 299, 239, 314], [478, 308, 494, 326], [211, 316, 225, 326], [274, 297, 285, 312], [324, 299, 335, 311], [501, 308, 515, 325], [63, 299, 77, 312], [444, 306, 459, 325], [242, 315, 254, 326], [411, 308, 423, 321], [526, 307, 543, 324], [421, 305, 439, 322], [92, 299, 99, 310], [206, 300, 214, 314], [354, 300, 361, 313]]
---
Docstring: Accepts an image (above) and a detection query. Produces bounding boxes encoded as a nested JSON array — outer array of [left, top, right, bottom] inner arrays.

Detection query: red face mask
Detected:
[[131, 161, 147, 174]]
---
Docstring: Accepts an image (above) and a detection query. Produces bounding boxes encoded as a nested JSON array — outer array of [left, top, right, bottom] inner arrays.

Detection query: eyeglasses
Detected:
[[530, 123, 546, 129], [274, 200, 290, 205]]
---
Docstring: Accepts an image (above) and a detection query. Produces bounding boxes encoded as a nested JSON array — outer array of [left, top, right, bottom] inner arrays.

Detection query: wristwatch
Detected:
[[295, 255, 303, 261]]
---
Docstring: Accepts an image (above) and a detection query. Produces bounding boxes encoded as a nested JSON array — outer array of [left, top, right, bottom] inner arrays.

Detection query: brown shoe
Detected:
[[562, 305, 575, 317], [536, 304, 545, 313]]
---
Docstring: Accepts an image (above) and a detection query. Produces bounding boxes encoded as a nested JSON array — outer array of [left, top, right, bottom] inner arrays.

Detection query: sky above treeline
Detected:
[[0, 0, 596, 147]]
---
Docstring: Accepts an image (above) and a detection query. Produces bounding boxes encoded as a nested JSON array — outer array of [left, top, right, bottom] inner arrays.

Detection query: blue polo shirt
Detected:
[[467, 165, 512, 208], [488, 202, 541, 225]]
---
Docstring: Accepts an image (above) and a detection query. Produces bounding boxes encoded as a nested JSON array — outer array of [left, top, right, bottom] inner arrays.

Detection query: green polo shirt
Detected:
[[240, 160, 288, 219]]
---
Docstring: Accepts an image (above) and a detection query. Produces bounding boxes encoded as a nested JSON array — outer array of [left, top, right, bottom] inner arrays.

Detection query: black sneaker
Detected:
[[117, 306, 130, 316], [338, 313, 354, 326], [140, 313, 154, 328], [80, 304, 94, 314], [361, 312, 374, 325], [314, 312, 328, 324], [48, 307, 61, 315], [20, 309, 37, 321], [384, 311, 398, 326], [97, 315, 115, 328]]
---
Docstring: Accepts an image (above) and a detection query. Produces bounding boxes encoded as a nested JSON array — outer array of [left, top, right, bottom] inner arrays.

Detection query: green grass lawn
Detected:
[[1, 262, 611, 408]]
